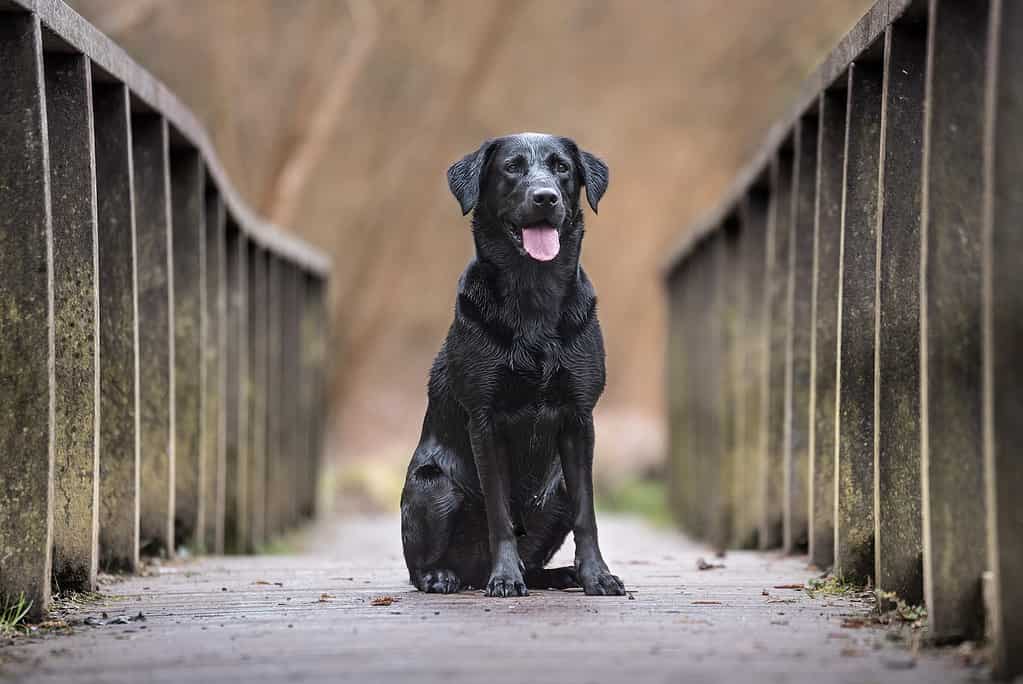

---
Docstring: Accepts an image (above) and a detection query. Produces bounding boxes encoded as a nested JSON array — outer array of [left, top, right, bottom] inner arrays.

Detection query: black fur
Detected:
[[400, 133, 624, 597]]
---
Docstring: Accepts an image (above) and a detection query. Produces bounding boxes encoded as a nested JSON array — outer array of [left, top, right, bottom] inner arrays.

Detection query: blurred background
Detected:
[[69, 0, 872, 520]]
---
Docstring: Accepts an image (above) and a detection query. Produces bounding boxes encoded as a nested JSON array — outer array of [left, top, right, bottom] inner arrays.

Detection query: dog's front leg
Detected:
[[560, 414, 626, 596], [469, 415, 527, 597]]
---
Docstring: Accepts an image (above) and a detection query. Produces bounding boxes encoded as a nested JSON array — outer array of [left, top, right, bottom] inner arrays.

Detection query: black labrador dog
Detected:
[[400, 132, 625, 598]]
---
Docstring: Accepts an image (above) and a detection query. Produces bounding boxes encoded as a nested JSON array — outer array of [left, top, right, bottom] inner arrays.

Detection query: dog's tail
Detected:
[[524, 566, 579, 590]]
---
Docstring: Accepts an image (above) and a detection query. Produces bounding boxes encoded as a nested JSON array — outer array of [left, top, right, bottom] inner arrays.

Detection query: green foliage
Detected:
[[805, 575, 860, 597], [876, 589, 927, 628], [597, 478, 672, 528], [0, 593, 31, 636]]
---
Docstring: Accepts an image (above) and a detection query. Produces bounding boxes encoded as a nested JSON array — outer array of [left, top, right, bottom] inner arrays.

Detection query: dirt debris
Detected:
[[696, 558, 725, 571]]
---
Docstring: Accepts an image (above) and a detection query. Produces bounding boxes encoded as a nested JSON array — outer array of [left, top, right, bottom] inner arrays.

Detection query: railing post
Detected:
[[202, 190, 226, 554], [299, 272, 317, 519], [170, 147, 205, 552], [784, 116, 818, 553], [808, 88, 846, 570], [983, 1, 1023, 677], [93, 82, 139, 573], [722, 218, 745, 549], [736, 190, 769, 549], [705, 232, 730, 551], [666, 259, 690, 533], [0, 12, 55, 619], [247, 247, 269, 548], [44, 51, 100, 592], [224, 225, 249, 552], [835, 56, 883, 585], [920, 0, 990, 642], [284, 264, 303, 529], [874, 16, 927, 606], [762, 149, 793, 549], [308, 275, 328, 517], [686, 247, 710, 540], [265, 256, 284, 539], [132, 113, 175, 557]]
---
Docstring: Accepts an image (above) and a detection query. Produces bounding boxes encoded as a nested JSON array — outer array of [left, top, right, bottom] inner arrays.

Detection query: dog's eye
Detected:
[[503, 159, 521, 173], [555, 161, 570, 174]]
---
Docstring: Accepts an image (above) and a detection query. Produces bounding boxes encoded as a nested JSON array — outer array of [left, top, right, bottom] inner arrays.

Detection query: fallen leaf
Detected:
[[841, 617, 867, 629], [773, 584, 805, 590], [691, 600, 722, 605], [318, 593, 335, 602], [370, 596, 398, 606], [253, 580, 272, 586], [840, 648, 863, 657], [38, 620, 69, 630]]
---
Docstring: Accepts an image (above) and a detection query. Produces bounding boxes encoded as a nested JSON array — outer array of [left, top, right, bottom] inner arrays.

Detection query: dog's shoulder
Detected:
[[557, 266, 601, 345], [452, 259, 514, 346]]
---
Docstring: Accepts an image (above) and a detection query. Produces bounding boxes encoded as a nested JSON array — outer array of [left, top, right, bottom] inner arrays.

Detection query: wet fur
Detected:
[[400, 133, 625, 597]]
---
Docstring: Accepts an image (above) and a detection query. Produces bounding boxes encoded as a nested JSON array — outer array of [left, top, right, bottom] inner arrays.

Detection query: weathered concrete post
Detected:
[[920, 0, 989, 642], [284, 265, 303, 529], [983, 2, 1023, 676], [736, 190, 769, 549], [132, 113, 175, 556], [93, 82, 139, 573], [202, 190, 226, 554], [247, 246, 269, 549], [264, 256, 284, 539], [705, 232, 729, 551], [722, 219, 745, 549], [784, 116, 818, 553], [834, 57, 882, 585], [170, 148, 205, 551], [0, 12, 55, 619], [686, 246, 711, 540], [808, 89, 846, 570], [44, 51, 100, 592], [762, 150, 793, 550], [874, 17, 926, 606], [306, 274, 328, 518], [224, 226, 249, 552], [666, 256, 692, 534], [299, 273, 318, 519]]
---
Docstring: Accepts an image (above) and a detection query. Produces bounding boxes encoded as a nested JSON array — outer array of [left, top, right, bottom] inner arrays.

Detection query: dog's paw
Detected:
[[485, 572, 528, 598], [420, 569, 460, 594], [580, 570, 626, 596]]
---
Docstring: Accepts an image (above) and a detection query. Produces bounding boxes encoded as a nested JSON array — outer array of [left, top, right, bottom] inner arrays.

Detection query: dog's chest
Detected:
[[492, 335, 577, 417]]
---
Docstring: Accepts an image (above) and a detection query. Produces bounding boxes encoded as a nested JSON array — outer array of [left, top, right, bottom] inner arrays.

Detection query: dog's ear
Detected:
[[447, 139, 497, 215], [562, 139, 609, 214]]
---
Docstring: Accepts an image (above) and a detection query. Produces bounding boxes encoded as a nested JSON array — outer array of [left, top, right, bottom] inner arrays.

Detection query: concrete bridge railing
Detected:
[[663, 0, 1021, 678], [0, 0, 330, 619]]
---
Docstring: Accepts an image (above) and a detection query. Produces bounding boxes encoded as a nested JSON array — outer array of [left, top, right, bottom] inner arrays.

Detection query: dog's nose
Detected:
[[531, 188, 559, 207]]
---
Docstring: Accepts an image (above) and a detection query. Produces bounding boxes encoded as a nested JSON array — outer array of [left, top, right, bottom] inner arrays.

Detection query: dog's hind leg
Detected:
[[519, 482, 579, 590], [400, 461, 466, 594], [524, 566, 578, 590]]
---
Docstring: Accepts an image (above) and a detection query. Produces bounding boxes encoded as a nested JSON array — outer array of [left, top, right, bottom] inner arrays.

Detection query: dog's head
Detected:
[[447, 133, 608, 263]]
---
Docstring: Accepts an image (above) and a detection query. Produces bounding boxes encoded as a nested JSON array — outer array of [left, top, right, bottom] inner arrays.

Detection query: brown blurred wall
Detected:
[[69, 0, 872, 497]]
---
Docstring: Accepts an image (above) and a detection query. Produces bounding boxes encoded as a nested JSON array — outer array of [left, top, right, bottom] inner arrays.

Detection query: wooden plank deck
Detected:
[[0, 515, 976, 683]]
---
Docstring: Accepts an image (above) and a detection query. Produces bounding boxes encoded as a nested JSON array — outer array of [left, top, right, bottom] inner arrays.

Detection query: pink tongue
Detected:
[[522, 226, 560, 261]]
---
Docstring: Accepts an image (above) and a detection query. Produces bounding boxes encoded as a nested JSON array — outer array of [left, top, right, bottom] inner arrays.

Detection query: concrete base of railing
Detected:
[[664, 0, 1022, 678], [0, 1, 330, 620]]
